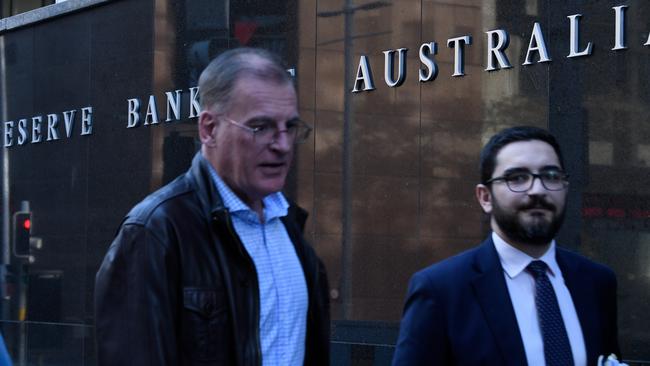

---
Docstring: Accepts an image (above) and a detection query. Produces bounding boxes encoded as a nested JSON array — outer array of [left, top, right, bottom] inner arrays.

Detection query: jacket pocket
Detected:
[[182, 287, 231, 363]]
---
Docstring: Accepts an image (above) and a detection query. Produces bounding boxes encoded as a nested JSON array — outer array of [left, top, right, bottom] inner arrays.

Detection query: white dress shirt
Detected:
[[492, 232, 587, 366]]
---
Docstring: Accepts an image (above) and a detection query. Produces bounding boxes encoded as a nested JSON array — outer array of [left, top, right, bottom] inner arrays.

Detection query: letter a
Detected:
[[523, 22, 552, 65], [351, 55, 375, 93]]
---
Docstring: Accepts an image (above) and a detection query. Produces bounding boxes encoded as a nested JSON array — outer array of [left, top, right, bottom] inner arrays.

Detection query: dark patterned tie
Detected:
[[526, 260, 574, 366]]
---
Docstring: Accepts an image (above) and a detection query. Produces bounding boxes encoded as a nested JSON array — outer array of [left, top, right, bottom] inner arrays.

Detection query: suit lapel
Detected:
[[556, 249, 598, 363], [471, 238, 528, 366]]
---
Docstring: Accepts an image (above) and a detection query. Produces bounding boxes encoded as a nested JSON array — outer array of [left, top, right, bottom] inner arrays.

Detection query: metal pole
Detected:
[[0, 34, 10, 269], [0, 34, 11, 329], [18, 263, 26, 366], [0, 35, 20, 365], [340, 0, 354, 320], [317, 0, 390, 322]]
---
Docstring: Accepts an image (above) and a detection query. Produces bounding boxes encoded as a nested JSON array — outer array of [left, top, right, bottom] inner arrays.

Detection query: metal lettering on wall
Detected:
[[352, 4, 647, 93], [3, 107, 93, 147], [126, 87, 200, 128], [1, 87, 201, 149], [2, 5, 648, 145], [2, 68, 299, 148]]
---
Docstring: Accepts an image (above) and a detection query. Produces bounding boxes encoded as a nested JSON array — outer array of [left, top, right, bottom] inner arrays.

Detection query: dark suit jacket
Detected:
[[392, 236, 620, 366]]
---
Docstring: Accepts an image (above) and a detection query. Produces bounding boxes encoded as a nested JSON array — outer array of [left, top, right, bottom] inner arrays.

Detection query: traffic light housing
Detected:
[[13, 211, 32, 257]]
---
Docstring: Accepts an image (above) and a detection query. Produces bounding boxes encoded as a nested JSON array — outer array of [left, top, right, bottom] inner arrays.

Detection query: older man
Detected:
[[393, 126, 620, 366], [95, 48, 329, 366]]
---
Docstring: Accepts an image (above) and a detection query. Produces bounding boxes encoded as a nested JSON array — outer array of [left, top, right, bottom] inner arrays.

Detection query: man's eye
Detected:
[[505, 173, 530, 183], [286, 121, 298, 131], [251, 123, 272, 132], [541, 171, 562, 181]]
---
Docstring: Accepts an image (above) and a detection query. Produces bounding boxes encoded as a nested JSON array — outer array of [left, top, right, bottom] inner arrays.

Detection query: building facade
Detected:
[[0, 0, 649, 364]]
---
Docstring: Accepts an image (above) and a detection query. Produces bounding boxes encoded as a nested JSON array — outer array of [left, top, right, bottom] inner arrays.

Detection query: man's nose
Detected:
[[270, 130, 292, 153], [527, 175, 547, 195]]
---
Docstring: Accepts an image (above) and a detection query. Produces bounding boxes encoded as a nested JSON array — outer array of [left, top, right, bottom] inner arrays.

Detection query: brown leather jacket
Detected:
[[95, 153, 330, 366]]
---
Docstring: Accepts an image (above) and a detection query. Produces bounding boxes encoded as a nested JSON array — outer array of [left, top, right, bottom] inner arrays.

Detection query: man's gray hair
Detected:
[[198, 47, 293, 112]]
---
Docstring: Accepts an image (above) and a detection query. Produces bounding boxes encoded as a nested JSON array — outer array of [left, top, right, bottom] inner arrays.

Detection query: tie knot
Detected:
[[526, 260, 549, 278]]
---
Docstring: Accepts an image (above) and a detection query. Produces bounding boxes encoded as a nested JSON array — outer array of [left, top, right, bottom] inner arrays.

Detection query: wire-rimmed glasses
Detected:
[[222, 117, 312, 145]]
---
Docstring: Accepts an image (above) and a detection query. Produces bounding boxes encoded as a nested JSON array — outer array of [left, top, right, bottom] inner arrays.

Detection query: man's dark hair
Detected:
[[198, 47, 293, 112], [479, 126, 565, 184]]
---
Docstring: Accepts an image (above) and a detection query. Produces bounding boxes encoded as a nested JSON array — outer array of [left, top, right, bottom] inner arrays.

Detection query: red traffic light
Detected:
[[13, 211, 32, 257]]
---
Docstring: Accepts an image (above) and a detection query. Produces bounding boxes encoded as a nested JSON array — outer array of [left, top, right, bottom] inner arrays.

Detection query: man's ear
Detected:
[[475, 184, 493, 214], [198, 111, 218, 147]]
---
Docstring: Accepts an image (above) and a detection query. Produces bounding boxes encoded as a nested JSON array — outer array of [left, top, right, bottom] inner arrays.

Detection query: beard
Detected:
[[492, 195, 566, 246]]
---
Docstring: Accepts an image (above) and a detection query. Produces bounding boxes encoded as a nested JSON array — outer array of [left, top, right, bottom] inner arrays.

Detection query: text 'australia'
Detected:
[[352, 5, 649, 93]]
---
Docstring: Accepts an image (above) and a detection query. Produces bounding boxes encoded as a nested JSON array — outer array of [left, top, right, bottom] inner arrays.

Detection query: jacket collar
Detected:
[[470, 236, 528, 365], [188, 152, 227, 217]]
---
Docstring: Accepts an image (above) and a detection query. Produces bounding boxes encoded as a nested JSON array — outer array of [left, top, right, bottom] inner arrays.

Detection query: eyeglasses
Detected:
[[486, 170, 569, 192], [222, 117, 312, 145]]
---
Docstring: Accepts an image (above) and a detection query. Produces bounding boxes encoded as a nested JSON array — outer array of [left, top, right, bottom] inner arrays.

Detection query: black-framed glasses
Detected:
[[222, 117, 313, 145], [486, 170, 570, 192]]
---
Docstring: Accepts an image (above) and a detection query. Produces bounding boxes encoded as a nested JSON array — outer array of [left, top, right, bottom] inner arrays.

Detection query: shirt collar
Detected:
[[492, 232, 560, 279], [204, 158, 289, 222]]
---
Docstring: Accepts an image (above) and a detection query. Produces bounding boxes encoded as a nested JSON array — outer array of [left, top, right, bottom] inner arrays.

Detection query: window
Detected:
[[1, 0, 55, 19]]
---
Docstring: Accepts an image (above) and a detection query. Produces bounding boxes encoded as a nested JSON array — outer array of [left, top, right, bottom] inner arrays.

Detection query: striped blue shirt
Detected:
[[207, 163, 308, 366]]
